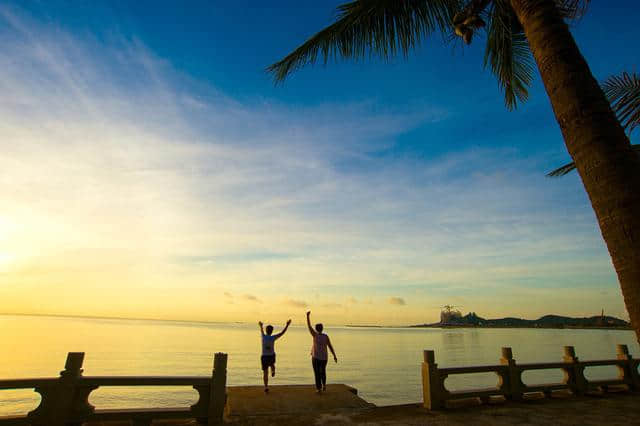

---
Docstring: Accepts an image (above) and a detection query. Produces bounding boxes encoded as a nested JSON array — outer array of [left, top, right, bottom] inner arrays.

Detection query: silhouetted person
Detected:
[[306, 311, 337, 393], [259, 319, 291, 393]]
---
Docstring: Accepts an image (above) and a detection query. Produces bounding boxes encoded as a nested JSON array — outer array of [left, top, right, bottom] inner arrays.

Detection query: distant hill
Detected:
[[411, 312, 630, 329]]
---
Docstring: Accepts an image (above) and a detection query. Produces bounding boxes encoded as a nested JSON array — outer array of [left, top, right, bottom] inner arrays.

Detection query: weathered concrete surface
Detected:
[[226, 392, 640, 425], [225, 384, 374, 419], [84, 391, 640, 425]]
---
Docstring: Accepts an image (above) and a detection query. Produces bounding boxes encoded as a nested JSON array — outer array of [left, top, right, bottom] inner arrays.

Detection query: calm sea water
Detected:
[[1, 314, 638, 416]]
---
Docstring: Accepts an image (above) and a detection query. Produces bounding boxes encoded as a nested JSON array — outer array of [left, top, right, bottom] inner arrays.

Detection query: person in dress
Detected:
[[306, 311, 337, 393], [258, 319, 291, 393]]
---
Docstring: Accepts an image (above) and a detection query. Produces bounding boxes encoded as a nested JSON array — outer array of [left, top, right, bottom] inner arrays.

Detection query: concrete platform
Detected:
[[225, 384, 375, 419]]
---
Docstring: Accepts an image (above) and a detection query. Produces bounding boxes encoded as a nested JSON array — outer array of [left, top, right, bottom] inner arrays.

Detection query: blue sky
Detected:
[[0, 1, 638, 324]]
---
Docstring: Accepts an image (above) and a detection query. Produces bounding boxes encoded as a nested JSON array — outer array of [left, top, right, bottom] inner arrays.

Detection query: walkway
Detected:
[[83, 389, 640, 425]]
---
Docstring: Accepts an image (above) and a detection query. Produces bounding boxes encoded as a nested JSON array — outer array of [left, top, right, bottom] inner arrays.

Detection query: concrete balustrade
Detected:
[[2, 346, 638, 422], [0, 352, 228, 426], [422, 344, 639, 410]]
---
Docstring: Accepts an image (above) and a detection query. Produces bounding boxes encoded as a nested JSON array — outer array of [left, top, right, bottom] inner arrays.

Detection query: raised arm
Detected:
[[327, 337, 337, 363], [258, 321, 265, 336], [306, 311, 317, 336], [274, 319, 292, 339]]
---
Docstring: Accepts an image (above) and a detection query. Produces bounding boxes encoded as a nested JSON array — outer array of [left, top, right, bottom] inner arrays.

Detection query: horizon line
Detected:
[[0, 312, 390, 327]]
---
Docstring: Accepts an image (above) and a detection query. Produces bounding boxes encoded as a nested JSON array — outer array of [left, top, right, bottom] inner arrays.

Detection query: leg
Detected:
[[320, 359, 328, 390], [261, 356, 269, 392], [312, 358, 322, 391], [271, 364, 276, 377]]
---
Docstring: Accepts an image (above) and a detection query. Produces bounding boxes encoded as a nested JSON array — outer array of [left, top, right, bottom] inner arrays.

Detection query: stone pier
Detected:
[[225, 384, 374, 420]]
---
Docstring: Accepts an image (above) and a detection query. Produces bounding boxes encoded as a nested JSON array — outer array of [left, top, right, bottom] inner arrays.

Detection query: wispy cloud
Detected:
[[243, 294, 261, 303], [0, 5, 624, 323], [389, 297, 406, 306], [174, 253, 295, 265], [284, 298, 308, 308]]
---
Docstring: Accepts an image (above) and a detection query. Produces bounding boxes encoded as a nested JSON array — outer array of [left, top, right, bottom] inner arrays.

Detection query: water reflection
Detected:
[[89, 386, 198, 409]]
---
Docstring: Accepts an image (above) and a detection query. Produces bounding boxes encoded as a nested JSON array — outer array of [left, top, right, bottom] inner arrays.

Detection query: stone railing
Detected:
[[421, 344, 639, 409], [0, 352, 227, 426]]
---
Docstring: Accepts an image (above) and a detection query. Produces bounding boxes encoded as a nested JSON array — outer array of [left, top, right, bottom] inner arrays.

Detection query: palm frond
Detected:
[[547, 144, 640, 177], [546, 161, 577, 177], [555, 0, 591, 20], [602, 72, 640, 133], [484, 0, 534, 109], [266, 0, 463, 82]]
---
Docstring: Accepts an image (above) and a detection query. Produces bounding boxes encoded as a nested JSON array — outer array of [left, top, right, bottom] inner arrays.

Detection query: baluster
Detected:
[[70, 382, 97, 423], [500, 347, 523, 401], [562, 346, 586, 395], [616, 344, 639, 391], [192, 384, 211, 424], [28, 352, 86, 426], [27, 384, 56, 423], [208, 352, 228, 425], [421, 350, 444, 410]]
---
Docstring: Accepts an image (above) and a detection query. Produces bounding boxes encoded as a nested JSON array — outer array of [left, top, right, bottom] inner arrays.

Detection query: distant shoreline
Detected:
[[343, 324, 633, 330], [407, 324, 633, 330]]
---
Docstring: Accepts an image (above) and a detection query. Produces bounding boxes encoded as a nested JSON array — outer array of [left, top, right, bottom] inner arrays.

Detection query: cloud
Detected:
[[243, 294, 261, 303], [175, 253, 295, 265], [224, 292, 233, 298], [347, 297, 358, 304], [284, 298, 308, 308], [0, 5, 622, 323], [389, 297, 406, 306], [322, 303, 343, 309]]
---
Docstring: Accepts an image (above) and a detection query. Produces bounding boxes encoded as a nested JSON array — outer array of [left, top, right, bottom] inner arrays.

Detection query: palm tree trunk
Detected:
[[509, 0, 640, 342]]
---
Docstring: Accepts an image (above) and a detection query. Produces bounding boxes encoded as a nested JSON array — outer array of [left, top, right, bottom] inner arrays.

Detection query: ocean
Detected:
[[1, 314, 638, 416]]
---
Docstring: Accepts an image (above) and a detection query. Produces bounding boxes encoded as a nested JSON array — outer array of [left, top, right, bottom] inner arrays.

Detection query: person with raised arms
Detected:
[[306, 311, 337, 393], [258, 319, 291, 393]]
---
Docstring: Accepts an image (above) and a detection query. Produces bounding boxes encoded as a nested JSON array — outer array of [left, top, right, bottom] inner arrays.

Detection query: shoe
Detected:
[[322, 385, 326, 392], [264, 387, 269, 393], [316, 389, 322, 394]]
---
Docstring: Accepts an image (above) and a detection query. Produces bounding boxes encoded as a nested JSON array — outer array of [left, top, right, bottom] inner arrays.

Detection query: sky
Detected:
[[0, 1, 639, 325]]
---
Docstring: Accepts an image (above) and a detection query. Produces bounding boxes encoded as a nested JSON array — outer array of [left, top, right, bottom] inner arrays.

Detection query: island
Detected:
[[410, 311, 631, 329]]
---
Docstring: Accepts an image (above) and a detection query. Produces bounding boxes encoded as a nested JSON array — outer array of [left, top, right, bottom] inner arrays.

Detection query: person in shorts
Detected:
[[259, 319, 291, 393]]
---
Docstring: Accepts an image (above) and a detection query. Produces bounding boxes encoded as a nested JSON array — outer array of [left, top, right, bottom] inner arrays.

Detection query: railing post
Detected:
[[562, 346, 586, 395], [616, 344, 639, 391], [500, 347, 523, 401], [192, 384, 211, 424], [28, 352, 85, 426], [208, 352, 227, 425], [422, 350, 443, 410]]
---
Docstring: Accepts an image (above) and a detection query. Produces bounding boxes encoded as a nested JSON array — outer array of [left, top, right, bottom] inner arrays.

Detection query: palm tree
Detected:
[[548, 71, 640, 176], [267, 0, 640, 342]]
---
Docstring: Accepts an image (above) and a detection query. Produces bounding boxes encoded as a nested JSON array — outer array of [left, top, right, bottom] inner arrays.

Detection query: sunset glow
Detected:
[[1, 1, 637, 325]]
